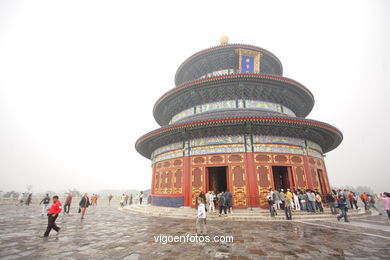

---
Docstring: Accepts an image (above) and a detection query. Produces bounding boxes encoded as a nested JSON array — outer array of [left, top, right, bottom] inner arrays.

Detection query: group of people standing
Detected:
[[197, 190, 233, 217], [119, 191, 145, 208]]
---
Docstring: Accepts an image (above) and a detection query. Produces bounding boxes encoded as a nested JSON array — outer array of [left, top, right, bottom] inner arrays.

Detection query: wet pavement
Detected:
[[0, 203, 389, 259]]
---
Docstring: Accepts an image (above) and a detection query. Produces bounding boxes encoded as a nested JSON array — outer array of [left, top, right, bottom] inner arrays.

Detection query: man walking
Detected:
[[337, 194, 349, 222], [40, 194, 50, 216], [64, 193, 72, 214], [43, 195, 62, 237]]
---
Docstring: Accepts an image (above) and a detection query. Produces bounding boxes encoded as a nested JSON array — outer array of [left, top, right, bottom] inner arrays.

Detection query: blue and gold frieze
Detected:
[[308, 148, 323, 159], [153, 149, 183, 163], [253, 144, 305, 155], [170, 107, 194, 124], [190, 135, 244, 147], [307, 140, 323, 154], [253, 135, 306, 147], [201, 100, 236, 113], [190, 144, 245, 156], [152, 142, 183, 158], [151, 135, 323, 163], [245, 100, 282, 112], [169, 99, 297, 124]]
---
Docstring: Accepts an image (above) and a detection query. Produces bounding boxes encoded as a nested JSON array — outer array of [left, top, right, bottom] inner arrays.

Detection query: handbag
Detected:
[[78, 207, 81, 213]]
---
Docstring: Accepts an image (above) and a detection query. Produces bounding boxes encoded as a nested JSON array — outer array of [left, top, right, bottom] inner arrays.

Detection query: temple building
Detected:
[[135, 37, 343, 208]]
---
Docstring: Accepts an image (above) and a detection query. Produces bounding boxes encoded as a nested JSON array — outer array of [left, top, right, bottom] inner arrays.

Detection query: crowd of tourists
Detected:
[[194, 188, 390, 234]]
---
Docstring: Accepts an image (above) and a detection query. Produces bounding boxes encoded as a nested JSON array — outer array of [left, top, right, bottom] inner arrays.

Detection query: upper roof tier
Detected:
[[174, 43, 283, 86]]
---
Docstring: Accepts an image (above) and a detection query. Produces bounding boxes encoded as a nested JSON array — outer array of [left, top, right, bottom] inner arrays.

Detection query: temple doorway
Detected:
[[207, 167, 228, 193], [317, 169, 327, 194], [272, 166, 291, 191]]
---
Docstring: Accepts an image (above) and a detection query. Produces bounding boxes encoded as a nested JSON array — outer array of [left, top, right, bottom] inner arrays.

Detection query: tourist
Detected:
[[108, 194, 113, 205], [129, 194, 133, 205], [348, 191, 354, 209], [279, 189, 286, 210], [94, 194, 98, 206], [315, 192, 324, 213], [139, 191, 144, 205], [120, 194, 125, 208], [336, 194, 349, 222], [39, 193, 51, 216], [17, 193, 24, 206], [299, 191, 306, 211], [352, 192, 359, 210], [367, 194, 381, 214], [205, 191, 210, 211], [310, 190, 317, 212], [274, 189, 281, 210], [25, 193, 32, 206], [360, 192, 368, 211], [64, 193, 72, 214], [124, 194, 129, 205], [209, 191, 216, 213], [267, 190, 277, 217], [79, 193, 90, 219], [196, 197, 207, 235], [293, 190, 300, 211], [379, 192, 390, 221], [218, 192, 227, 217], [43, 195, 62, 237], [306, 190, 313, 212], [147, 194, 152, 204], [224, 190, 233, 213], [284, 194, 292, 220], [326, 192, 337, 215]]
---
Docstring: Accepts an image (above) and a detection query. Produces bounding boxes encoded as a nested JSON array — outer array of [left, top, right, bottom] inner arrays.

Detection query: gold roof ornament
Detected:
[[220, 35, 229, 45]]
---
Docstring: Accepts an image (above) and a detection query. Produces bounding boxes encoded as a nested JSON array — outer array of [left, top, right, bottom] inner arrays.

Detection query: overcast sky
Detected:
[[0, 0, 389, 194]]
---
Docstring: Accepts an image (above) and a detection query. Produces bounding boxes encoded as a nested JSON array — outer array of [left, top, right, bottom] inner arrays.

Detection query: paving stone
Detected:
[[0, 204, 389, 259]]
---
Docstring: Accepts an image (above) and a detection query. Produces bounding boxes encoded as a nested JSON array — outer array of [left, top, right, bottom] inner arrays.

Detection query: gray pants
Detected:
[[328, 202, 337, 214], [196, 218, 207, 235]]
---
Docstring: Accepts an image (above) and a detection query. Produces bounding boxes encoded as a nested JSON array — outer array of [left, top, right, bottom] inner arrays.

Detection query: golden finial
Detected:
[[220, 35, 229, 45]]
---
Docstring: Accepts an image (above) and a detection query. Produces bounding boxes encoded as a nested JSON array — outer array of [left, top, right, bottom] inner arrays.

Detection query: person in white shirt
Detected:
[[196, 197, 207, 235], [209, 191, 216, 213]]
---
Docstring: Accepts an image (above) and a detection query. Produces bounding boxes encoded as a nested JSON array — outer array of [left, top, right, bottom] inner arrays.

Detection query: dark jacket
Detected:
[[79, 196, 90, 208]]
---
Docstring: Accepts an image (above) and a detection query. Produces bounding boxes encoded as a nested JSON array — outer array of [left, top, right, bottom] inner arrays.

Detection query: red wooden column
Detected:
[[303, 155, 314, 190], [183, 156, 191, 206], [287, 166, 294, 191], [245, 152, 258, 208]]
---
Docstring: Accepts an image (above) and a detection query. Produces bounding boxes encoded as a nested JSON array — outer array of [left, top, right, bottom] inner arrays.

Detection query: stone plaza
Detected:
[[0, 201, 389, 259]]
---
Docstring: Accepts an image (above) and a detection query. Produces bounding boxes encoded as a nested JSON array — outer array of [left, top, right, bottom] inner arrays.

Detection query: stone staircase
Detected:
[[121, 205, 369, 221]]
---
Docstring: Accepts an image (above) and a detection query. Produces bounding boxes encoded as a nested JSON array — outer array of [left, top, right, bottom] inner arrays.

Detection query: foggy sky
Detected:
[[0, 0, 389, 194]]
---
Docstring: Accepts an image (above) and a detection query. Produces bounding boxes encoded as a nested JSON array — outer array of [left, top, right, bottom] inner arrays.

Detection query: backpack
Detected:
[[219, 195, 226, 206]]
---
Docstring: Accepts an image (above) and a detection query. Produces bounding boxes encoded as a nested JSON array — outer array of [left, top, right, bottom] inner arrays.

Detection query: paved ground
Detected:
[[0, 203, 389, 259]]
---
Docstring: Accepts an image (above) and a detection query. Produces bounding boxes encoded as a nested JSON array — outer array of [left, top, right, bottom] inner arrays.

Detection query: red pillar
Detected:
[[303, 155, 314, 190], [245, 152, 259, 207], [183, 156, 191, 206]]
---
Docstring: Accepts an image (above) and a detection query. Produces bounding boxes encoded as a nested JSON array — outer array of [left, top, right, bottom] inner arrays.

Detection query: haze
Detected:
[[0, 0, 389, 193]]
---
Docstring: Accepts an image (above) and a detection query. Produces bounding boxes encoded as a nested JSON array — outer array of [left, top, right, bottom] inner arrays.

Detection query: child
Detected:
[[196, 197, 207, 235], [43, 195, 62, 237]]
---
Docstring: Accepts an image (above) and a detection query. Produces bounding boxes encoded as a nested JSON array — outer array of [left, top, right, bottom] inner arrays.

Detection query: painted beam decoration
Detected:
[[136, 41, 342, 209]]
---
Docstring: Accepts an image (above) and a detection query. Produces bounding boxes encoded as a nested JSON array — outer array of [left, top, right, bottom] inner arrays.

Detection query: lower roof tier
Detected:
[[153, 74, 315, 126], [136, 110, 343, 159]]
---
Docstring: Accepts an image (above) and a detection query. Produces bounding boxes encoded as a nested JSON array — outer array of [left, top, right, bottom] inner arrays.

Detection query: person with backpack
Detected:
[[337, 194, 349, 222], [40, 194, 51, 216], [79, 193, 90, 220], [218, 192, 227, 217]]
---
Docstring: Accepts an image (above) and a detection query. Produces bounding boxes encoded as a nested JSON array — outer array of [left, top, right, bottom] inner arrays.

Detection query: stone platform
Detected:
[[121, 204, 369, 221]]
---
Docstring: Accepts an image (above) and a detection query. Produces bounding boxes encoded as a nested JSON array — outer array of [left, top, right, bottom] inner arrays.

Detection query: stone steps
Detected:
[[121, 205, 368, 221]]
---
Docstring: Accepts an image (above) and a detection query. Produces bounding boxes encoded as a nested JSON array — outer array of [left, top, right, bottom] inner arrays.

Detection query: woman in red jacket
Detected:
[[43, 195, 62, 237]]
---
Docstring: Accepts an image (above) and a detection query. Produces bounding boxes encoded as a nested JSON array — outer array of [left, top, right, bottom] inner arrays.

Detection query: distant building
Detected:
[[136, 39, 342, 208]]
